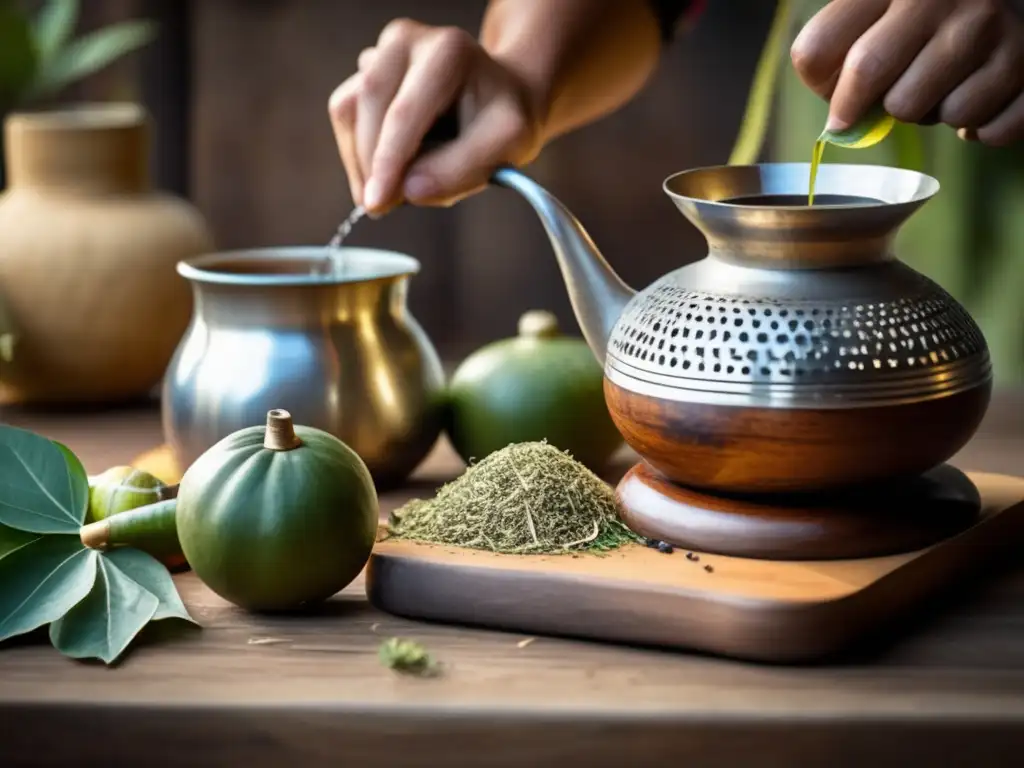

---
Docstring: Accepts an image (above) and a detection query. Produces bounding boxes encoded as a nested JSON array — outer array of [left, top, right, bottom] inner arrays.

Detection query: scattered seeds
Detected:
[[516, 637, 537, 649], [686, 552, 700, 562], [704, 564, 714, 573]]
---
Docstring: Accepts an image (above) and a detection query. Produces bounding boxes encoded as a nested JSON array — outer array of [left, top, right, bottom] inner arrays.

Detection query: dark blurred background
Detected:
[[61, 0, 1024, 381]]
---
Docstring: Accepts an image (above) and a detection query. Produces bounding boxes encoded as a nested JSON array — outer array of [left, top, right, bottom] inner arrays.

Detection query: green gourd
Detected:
[[175, 409, 379, 612], [80, 497, 188, 572], [87, 465, 172, 524], [446, 310, 623, 472]]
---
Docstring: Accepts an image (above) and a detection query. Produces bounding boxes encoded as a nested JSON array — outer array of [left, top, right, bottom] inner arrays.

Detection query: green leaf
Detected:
[[0, 524, 42, 561], [818, 103, 896, 149], [0, 426, 90, 534], [31, 0, 79, 63], [49, 554, 159, 664], [103, 548, 196, 624], [26, 19, 156, 101], [729, 0, 794, 165], [0, 2, 38, 110], [0, 536, 96, 643]]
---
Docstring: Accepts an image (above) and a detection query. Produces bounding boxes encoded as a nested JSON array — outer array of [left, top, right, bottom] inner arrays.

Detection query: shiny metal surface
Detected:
[[493, 167, 635, 365], [663, 162, 938, 269], [162, 247, 445, 488], [495, 162, 991, 410]]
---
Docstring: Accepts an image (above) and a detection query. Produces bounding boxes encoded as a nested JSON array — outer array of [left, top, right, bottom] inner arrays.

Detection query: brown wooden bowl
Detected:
[[605, 378, 992, 494]]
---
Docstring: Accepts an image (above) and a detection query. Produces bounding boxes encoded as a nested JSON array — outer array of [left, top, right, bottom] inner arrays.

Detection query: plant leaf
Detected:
[[0, 524, 42, 561], [0, 427, 90, 534], [31, 0, 79, 63], [819, 103, 896, 149], [0, 2, 38, 110], [49, 554, 159, 664], [103, 548, 196, 624], [26, 19, 156, 101], [0, 536, 96, 643], [728, 0, 793, 165]]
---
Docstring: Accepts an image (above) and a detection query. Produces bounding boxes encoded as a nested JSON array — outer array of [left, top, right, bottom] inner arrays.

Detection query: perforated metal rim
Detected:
[[606, 281, 991, 408]]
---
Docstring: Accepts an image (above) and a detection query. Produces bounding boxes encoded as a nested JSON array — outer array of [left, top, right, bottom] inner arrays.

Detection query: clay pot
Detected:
[[0, 103, 214, 404]]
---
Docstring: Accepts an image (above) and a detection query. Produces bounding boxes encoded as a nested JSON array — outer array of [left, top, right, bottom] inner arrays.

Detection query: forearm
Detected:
[[480, 0, 664, 142]]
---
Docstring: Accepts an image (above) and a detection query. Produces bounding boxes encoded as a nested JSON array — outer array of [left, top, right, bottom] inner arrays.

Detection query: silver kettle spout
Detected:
[[491, 167, 635, 365]]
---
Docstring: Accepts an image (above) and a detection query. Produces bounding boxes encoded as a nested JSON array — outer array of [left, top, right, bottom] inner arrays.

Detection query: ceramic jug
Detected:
[[0, 103, 213, 404]]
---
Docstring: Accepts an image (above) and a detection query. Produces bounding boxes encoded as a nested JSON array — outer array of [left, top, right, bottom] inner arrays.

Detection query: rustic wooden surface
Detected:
[[369, 471, 1024, 663], [2, 391, 1024, 766]]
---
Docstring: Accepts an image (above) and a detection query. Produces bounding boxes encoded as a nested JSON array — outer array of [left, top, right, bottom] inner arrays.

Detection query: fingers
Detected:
[[357, 47, 376, 71], [790, 0, 888, 100], [941, 42, 1023, 129], [327, 73, 364, 205], [403, 96, 533, 207], [827, 2, 938, 131], [355, 26, 413, 201], [366, 27, 476, 214], [978, 90, 1024, 147], [883, 3, 1000, 124]]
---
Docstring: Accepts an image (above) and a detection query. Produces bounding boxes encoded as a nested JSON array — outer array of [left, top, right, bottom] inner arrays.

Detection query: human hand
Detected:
[[328, 18, 544, 216], [791, 0, 1024, 147]]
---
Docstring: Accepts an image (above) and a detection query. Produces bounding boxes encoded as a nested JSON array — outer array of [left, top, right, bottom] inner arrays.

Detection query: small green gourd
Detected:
[[87, 465, 172, 523], [445, 310, 623, 471], [175, 409, 379, 612]]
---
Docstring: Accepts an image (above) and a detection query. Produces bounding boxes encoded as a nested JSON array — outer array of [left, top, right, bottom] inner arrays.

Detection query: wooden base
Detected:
[[366, 471, 1024, 663], [617, 462, 981, 561]]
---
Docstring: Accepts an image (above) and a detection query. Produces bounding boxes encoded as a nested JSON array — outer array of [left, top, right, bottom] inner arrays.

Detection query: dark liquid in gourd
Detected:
[[723, 194, 883, 206]]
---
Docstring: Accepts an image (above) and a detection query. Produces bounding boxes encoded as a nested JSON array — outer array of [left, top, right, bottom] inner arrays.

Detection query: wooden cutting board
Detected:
[[366, 471, 1024, 663]]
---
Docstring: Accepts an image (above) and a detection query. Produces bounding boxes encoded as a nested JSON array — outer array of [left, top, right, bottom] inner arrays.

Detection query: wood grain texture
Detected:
[[617, 462, 981, 560], [2, 392, 1024, 766], [605, 377, 992, 492], [368, 472, 1024, 664]]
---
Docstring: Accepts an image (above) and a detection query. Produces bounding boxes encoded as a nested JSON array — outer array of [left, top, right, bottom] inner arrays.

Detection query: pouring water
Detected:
[[315, 205, 367, 276]]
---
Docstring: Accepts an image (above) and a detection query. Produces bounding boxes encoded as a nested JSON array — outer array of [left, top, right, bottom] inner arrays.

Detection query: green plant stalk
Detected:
[[80, 498, 185, 568], [728, 0, 793, 165]]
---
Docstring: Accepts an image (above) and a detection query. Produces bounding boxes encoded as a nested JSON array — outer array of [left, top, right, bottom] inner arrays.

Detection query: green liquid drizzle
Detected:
[[808, 138, 826, 206]]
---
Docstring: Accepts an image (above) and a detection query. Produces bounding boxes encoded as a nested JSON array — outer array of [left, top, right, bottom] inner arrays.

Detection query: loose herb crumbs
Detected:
[[378, 637, 437, 676], [387, 442, 641, 555]]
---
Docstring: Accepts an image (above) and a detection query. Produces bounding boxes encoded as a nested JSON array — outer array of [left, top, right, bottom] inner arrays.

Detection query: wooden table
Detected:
[[3, 392, 1024, 767]]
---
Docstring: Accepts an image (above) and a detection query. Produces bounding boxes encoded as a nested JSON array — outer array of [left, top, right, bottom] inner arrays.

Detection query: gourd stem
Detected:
[[518, 310, 560, 339], [264, 409, 302, 451], [80, 520, 111, 550]]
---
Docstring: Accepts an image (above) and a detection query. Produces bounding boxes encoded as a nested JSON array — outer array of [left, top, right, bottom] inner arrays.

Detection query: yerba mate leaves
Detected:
[[819, 103, 897, 149], [0, 535, 97, 643], [0, 535, 196, 662], [0, 426, 89, 534], [0, 425, 197, 663], [0, 524, 42, 561], [809, 105, 898, 205], [49, 554, 160, 664], [103, 548, 195, 624]]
